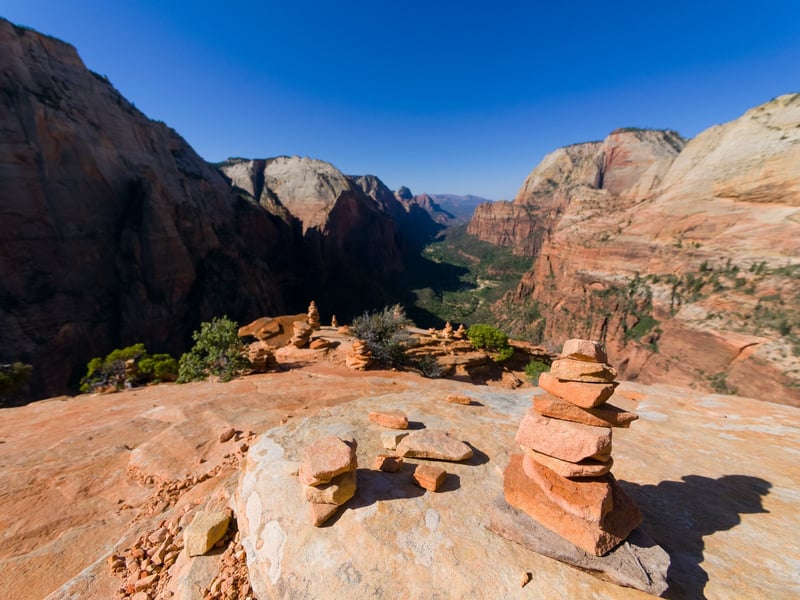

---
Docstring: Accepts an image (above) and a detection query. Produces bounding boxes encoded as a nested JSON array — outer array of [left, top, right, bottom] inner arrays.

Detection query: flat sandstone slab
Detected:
[[516, 408, 612, 463], [504, 454, 642, 556], [523, 449, 613, 478], [561, 338, 608, 363], [550, 358, 618, 383], [487, 495, 668, 596], [538, 371, 619, 408], [396, 429, 473, 462], [298, 435, 357, 486], [184, 511, 231, 557], [368, 410, 409, 429], [534, 394, 638, 428]]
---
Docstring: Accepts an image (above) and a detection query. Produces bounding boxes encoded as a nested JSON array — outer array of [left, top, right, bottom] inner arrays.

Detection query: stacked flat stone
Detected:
[[504, 338, 642, 556], [345, 339, 372, 370], [307, 300, 321, 330], [299, 436, 358, 526], [290, 321, 312, 348]]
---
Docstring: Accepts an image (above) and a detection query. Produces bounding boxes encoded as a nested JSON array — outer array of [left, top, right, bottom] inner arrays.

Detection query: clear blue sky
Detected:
[[2, 1, 799, 199]]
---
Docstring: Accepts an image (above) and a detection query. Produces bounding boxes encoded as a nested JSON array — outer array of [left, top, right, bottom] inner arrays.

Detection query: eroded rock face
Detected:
[[0, 19, 302, 397], [469, 95, 800, 405]]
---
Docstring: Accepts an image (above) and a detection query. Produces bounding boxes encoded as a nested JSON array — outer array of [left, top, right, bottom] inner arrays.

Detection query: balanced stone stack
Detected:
[[290, 321, 312, 348], [298, 436, 358, 526], [345, 339, 372, 370], [504, 338, 642, 556], [307, 300, 321, 330]]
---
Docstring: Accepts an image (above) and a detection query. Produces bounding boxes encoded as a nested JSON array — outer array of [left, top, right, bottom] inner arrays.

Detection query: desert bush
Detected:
[[351, 304, 412, 367], [0, 362, 33, 400], [414, 354, 444, 378], [524, 359, 551, 384], [467, 324, 513, 362], [80, 343, 178, 393], [177, 316, 250, 383]]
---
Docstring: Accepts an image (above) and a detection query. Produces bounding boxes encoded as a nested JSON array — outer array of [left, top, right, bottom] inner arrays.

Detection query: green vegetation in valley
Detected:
[[524, 358, 552, 384], [177, 316, 250, 383], [80, 343, 177, 393], [411, 225, 532, 327]]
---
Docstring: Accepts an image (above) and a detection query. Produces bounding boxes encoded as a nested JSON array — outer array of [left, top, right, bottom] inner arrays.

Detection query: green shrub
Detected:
[[467, 324, 513, 362], [0, 362, 33, 400], [80, 343, 177, 393], [177, 316, 250, 383], [414, 354, 444, 378], [351, 305, 412, 367], [524, 359, 551, 384]]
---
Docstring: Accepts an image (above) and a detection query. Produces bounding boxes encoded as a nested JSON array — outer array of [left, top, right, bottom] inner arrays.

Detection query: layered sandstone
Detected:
[[471, 95, 800, 405]]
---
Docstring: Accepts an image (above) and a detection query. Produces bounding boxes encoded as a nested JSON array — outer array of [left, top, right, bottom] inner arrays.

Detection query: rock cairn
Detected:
[[246, 341, 276, 372], [442, 321, 454, 340], [307, 300, 321, 330], [454, 323, 467, 340], [503, 338, 642, 556], [299, 436, 358, 526], [331, 314, 338, 327], [290, 320, 312, 348], [345, 339, 372, 370]]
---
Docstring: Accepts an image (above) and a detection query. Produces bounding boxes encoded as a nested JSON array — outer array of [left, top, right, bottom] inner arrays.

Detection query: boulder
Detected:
[[396, 430, 473, 462], [515, 409, 612, 463], [534, 394, 638, 428], [549, 358, 618, 383], [184, 511, 231, 557], [538, 372, 619, 408]]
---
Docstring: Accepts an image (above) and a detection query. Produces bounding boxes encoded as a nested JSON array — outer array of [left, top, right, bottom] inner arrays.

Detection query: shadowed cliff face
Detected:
[[468, 96, 800, 405], [0, 20, 304, 397]]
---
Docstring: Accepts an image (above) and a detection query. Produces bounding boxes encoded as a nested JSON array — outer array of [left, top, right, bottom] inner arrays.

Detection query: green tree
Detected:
[[467, 324, 513, 362], [0, 362, 33, 401], [80, 343, 177, 393], [177, 316, 250, 383]]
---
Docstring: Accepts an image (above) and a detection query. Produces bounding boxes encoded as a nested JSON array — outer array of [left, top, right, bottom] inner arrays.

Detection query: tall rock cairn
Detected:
[[307, 300, 321, 330], [504, 338, 642, 556]]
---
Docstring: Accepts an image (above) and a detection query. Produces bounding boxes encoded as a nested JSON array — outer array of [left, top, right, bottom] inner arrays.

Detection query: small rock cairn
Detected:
[[307, 300, 321, 330], [503, 338, 642, 556], [345, 339, 372, 370], [290, 320, 312, 348], [299, 436, 358, 526]]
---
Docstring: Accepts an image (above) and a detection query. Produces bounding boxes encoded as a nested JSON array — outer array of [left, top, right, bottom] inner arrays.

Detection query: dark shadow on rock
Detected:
[[618, 474, 771, 600], [406, 420, 426, 430], [436, 473, 461, 493], [350, 467, 427, 508], [468, 400, 485, 407], [463, 442, 490, 466]]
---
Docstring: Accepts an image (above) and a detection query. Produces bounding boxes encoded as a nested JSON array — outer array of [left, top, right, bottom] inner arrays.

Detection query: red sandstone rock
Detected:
[[533, 394, 638, 428], [304, 470, 357, 505], [522, 449, 613, 478], [413, 464, 446, 491], [368, 410, 409, 429], [549, 358, 617, 383], [538, 372, 618, 408], [373, 455, 404, 473], [561, 339, 608, 363], [515, 409, 612, 463], [446, 394, 472, 405], [504, 455, 641, 556], [522, 456, 615, 522], [298, 436, 357, 486], [219, 428, 236, 443], [396, 430, 473, 462], [309, 502, 339, 527]]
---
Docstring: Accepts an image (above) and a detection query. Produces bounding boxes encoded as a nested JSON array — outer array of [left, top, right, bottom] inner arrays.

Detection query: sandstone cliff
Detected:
[[472, 95, 800, 405], [0, 20, 304, 397]]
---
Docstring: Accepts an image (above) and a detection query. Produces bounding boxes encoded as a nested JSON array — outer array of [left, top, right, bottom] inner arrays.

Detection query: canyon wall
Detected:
[[472, 96, 800, 405]]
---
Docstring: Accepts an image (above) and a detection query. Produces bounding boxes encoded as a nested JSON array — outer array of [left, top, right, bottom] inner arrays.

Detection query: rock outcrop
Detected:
[[0, 19, 304, 397], [468, 95, 800, 405]]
